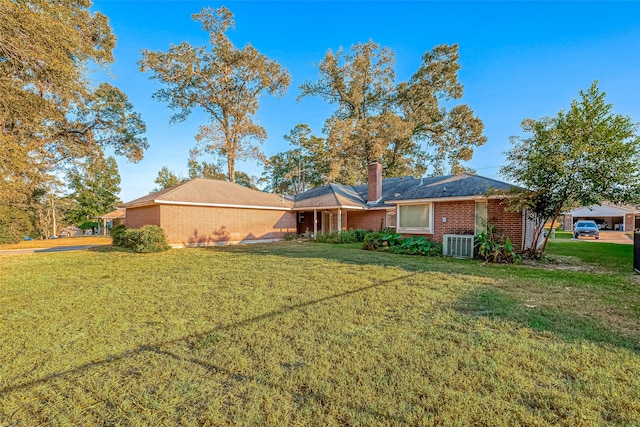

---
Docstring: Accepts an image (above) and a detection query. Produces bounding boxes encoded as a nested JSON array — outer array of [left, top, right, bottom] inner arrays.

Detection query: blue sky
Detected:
[[89, 1, 640, 202]]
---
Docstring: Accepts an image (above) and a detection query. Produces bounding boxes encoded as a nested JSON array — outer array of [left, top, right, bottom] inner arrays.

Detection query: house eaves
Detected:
[[155, 200, 292, 211], [387, 195, 500, 204]]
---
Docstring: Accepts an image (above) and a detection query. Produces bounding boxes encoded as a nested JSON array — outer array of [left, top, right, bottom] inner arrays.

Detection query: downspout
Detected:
[[522, 209, 526, 252]]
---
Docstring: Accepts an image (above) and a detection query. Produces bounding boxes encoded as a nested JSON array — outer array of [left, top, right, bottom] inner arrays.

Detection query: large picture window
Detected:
[[398, 204, 432, 233]]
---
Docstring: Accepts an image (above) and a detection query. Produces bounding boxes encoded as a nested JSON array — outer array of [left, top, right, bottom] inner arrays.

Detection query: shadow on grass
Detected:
[[0, 269, 418, 426], [209, 241, 477, 274], [455, 287, 640, 353]]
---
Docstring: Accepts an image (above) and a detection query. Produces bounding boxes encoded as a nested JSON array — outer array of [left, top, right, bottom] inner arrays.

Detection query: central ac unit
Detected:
[[443, 234, 475, 258]]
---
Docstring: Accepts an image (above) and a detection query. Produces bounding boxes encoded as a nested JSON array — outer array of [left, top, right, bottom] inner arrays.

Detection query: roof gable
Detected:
[[293, 183, 366, 209], [122, 178, 294, 210]]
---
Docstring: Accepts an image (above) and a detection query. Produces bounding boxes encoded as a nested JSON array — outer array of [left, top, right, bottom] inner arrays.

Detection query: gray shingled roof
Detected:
[[122, 174, 518, 211], [387, 173, 517, 203], [293, 173, 518, 209], [293, 183, 366, 209]]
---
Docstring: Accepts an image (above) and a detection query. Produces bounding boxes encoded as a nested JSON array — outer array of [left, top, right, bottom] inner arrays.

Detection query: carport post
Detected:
[[313, 209, 317, 239]]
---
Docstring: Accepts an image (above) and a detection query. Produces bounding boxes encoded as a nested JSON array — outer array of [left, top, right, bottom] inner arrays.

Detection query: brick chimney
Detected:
[[367, 161, 382, 203]]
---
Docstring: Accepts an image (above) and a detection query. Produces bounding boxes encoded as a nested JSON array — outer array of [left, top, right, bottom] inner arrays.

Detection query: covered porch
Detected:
[[295, 208, 389, 236], [295, 209, 349, 236]]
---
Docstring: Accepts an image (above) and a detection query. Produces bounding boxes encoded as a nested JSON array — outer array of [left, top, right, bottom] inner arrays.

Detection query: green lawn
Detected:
[[1, 241, 639, 425]]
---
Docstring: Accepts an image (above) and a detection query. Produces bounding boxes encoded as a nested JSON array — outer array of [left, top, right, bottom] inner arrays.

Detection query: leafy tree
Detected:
[[395, 45, 485, 176], [187, 158, 226, 181], [299, 41, 484, 184], [262, 124, 329, 194], [0, 0, 147, 240], [234, 171, 258, 190], [153, 166, 184, 191], [153, 158, 254, 192], [67, 154, 122, 234], [139, 6, 290, 183], [501, 82, 640, 254]]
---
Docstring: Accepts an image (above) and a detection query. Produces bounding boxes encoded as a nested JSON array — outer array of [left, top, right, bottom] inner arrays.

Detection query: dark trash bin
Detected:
[[634, 232, 640, 273]]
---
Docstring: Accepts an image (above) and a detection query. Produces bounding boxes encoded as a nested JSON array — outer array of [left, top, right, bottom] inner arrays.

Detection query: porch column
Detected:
[[337, 208, 342, 232], [313, 209, 317, 239]]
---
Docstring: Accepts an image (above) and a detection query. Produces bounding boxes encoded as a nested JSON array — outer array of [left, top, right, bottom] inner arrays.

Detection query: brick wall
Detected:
[[126, 204, 296, 245], [159, 205, 297, 245], [430, 200, 477, 242], [126, 205, 161, 229], [347, 210, 387, 231], [487, 199, 524, 250], [397, 199, 524, 250], [625, 214, 635, 232]]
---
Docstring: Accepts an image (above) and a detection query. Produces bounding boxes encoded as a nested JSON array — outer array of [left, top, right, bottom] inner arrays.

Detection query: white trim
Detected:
[[155, 200, 292, 211], [397, 202, 434, 234], [474, 200, 487, 236], [292, 205, 364, 211], [386, 211, 397, 228]]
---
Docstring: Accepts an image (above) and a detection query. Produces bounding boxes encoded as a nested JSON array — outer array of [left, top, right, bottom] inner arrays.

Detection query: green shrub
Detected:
[[315, 229, 367, 244], [388, 235, 442, 256], [475, 225, 521, 264], [111, 225, 171, 253], [110, 225, 127, 246], [133, 225, 171, 253], [364, 230, 441, 256], [363, 230, 386, 250]]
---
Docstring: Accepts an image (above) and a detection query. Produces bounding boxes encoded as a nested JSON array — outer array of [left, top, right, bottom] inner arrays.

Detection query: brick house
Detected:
[[122, 179, 296, 246], [122, 161, 533, 252]]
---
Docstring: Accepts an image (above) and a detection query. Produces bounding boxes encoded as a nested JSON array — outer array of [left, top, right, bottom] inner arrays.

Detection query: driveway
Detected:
[[0, 245, 99, 255], [573, 231, 633, 245]]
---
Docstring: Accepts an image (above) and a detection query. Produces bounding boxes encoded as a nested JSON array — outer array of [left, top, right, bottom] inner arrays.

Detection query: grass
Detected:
[[0, 240, 639, 425]]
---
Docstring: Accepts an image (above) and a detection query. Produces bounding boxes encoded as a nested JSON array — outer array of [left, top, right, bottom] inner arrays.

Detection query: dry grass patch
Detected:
[[0, 243, 639, 425], [0, 236, 112, 250]]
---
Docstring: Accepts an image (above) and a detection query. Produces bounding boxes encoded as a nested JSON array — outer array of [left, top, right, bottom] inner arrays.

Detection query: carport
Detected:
[[563, 203, 640, 232]]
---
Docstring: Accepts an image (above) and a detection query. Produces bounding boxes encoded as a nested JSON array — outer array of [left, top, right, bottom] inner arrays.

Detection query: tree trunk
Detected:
[[540, 207, 562, 254], [228, 155, 235, 183]]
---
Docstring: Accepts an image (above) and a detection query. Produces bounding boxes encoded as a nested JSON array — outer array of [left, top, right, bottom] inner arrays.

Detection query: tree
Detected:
[[234, 171, 258, 190], [187, 158, 227, 181], [67, 154, 122, 234], [501, 82, 640, 254], [299, 41, 485, 184], [139, 6, 290, 183], [262, 124, 329, 194], [153, 166, 184, 191], [0, 0, 147, 240]]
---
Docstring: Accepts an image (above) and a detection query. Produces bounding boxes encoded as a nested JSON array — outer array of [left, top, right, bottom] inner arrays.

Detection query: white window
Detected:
[[398, 204, 432, 234], [386, 211, 396, 228]]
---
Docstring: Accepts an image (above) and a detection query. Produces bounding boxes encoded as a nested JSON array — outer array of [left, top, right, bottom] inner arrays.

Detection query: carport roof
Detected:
[[566, 203, 640, 217]]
